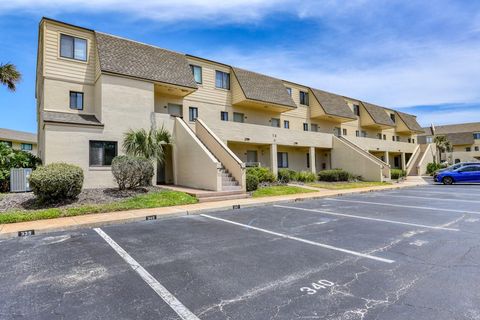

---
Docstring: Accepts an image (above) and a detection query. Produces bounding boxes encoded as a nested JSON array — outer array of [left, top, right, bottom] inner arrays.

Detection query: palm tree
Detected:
[[0, 63, 21, 91], [123, 127, 172, 164], [433, 135, 451, 163]]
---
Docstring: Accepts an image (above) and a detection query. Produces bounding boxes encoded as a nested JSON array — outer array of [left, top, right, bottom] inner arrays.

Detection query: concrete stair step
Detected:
[[221, 185, 243, 191], [195, 190, 244, 198], [198, 193, 250, 203]]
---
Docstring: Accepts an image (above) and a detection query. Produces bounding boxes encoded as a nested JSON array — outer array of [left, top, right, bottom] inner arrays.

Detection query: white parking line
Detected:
[[274, 205, 459, 231], [200, 214, 394, 264], [94, 228, 200, 320], [377, 194, 480, 203], [396, 190, 473, 196], [324, 198, 480, 215]]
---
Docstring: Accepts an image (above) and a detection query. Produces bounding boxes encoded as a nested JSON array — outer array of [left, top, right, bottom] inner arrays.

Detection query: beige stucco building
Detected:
[[0, 128, 37, 155], [36, 18, 429, 191], [419, 122, 480, 164]]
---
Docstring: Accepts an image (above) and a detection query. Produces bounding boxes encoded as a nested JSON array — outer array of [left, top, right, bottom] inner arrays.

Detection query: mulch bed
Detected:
[[0, 186, 164, 212]]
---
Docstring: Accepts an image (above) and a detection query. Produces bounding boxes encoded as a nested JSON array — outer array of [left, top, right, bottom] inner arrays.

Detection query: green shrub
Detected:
[[112, 156, 154, 190], [0, 143, 41, 192], [317, 169, 353, 182], [29, 163, 83, 203], [246, 174, 259, 191], [246, 167, 276, 183], [426, 162, 444, 174], [390, 169, 406, 180], [296, 171, 316, 183], [278, 169, 297, 183]]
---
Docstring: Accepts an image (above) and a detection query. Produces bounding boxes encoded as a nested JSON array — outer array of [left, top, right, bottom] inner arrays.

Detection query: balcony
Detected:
[[346, 136, 417, 153], [202, 118, 333, 149]]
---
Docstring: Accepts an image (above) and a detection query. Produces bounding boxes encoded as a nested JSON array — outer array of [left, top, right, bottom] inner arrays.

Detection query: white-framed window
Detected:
[[271, 118, 280, 127], [356, 130, 360, 137], [190, 65, 202, 84], [299, 91, 309, 106], [220, 111, 228, 121], [189, 107, 198, 122], [361, 131, 367, 138], [303, 123, 309, 131], [342, 128, 347, 136], [426, 136, 433, 143], [277, 152, 289, 168], [311, 124, 318, 132], [69, 91, 84, 110], [89, 141, 117, 166], [215, 71, 230, 89], [284, 120, 290, 129], [473, 133, 480, 140], [60, 34, 87, 61], [286, 87, 292, 96], [233, 112, 244, 123]]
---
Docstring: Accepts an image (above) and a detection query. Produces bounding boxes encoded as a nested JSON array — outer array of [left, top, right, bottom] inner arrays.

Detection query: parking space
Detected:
[[1, 185, 480, 319]]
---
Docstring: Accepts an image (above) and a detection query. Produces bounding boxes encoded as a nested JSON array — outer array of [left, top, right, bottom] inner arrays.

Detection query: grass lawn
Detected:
[[307, 181, 390, 190], [0, 190, 197, 224], [252, 185, 316, 198]]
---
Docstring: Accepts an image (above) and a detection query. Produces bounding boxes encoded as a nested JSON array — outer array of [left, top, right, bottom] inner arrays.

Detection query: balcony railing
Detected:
[[346, 136, 417, 153], [202, 119, 333, 148]]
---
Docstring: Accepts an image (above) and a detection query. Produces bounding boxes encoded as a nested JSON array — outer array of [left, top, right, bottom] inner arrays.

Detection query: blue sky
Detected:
[[1, 0, 479, 133]]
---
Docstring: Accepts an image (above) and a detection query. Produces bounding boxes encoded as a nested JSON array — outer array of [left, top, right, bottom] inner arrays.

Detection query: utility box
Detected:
[[10, 168, 33, 192]]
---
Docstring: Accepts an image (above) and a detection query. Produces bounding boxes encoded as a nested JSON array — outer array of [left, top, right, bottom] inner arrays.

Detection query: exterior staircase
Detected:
[[408, 144, 429, 176]]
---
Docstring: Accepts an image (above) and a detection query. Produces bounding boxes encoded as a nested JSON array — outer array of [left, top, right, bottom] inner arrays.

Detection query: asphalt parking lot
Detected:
[[1, 185, 480, 320]]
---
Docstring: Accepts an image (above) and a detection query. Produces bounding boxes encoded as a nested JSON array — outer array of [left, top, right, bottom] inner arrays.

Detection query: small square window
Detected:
[[361, 131, 367, 138], [342, 128, 347, 136], [60, 34, 87, 61], [215, 71, 230, 89], [190, 65, 202, 84], [303, 123, 309, 131], [284, 120, 290, 129], [69, 91, 84, 110], [475, 146, 479, 151], [189, 107, 198, 122], [89, 141, 117, 166], [271, 118, 280, 128], [311, 124, 318, 132], [466, 147, 471, 152], [220, 111, 228, 121], [233, 112, 244, 123]]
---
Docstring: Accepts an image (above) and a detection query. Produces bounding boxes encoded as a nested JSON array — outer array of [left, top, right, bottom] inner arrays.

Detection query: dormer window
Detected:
[[286, 87, 292, 96], [390, 113, 396, 123], [190, 65, 202, 84], [60, 34, 87, 61], [353, 104, 360, 116], [299, 91, 309, 106]]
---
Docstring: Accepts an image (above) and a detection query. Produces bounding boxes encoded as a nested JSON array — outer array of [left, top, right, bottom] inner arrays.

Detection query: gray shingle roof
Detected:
[[95, 32, 198, 89], [232, 67, 296, 108], [361, 102, 395, 126], [310, 89, 356, 120], [446, 132, 474, 145], [43, 111, 103, 126], [396, 111, 423, 132], [0, 128, 36, 143], [432, 122, 480, 135]]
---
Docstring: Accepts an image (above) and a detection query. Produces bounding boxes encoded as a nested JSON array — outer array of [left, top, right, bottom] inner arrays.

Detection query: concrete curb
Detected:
[[0, 180, 430, 239]]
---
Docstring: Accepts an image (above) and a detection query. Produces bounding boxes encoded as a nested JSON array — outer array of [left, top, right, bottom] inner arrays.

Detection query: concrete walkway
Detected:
[[0, 176, 431, 239]]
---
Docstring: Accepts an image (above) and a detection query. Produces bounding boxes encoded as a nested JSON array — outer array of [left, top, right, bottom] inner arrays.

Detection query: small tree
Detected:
[[433, 135, 451, 163], [0, 63, 21, 91], [123, 127, 171, 164]]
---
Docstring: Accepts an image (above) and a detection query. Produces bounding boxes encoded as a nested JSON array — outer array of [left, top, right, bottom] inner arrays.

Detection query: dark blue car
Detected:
[[436, 164, 480, 184]]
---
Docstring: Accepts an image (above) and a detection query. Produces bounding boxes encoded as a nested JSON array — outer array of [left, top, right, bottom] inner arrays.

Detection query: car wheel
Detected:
[[443, 176, 454, 185]]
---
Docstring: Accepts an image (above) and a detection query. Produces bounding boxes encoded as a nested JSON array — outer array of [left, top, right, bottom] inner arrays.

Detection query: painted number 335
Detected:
[[300, 280, 334, 295]]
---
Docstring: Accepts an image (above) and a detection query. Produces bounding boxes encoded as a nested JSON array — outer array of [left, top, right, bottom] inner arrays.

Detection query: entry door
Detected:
[[246, 150, 258, 164], [394, 156, 400, 168], [168, 104, 183, 117]]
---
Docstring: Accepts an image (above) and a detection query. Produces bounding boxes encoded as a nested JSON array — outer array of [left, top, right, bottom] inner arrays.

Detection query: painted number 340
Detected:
[[300, 280, 335, 295]]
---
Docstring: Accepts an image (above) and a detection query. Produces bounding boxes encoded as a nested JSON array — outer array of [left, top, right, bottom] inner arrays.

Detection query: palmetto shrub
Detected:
[[29, 163, 83, 202]]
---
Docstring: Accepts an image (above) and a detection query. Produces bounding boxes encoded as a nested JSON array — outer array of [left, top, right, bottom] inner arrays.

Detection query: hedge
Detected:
[[317, 169, 353, 182], [29, 163, 83, 203]]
